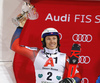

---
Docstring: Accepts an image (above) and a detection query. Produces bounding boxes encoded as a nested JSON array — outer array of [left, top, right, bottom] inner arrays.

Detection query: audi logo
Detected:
[[78, 56, 91, 64], [72, 34, 92, 42], [81, 77, 89, 83]]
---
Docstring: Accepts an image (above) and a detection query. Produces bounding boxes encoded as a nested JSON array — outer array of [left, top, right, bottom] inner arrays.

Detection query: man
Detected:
[[10, 1, 81, 83]]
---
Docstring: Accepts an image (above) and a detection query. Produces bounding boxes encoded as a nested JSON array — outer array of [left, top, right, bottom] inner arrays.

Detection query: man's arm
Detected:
[[59, 59, 81, 83], [59, 44, 82, 83], [10, 1, 38, 61], [10, 26, 38, 61]]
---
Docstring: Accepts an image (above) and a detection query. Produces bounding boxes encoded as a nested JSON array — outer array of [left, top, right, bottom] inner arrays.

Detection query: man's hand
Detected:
[[69, 43, 81, 64], [59, 78, 76, 83]]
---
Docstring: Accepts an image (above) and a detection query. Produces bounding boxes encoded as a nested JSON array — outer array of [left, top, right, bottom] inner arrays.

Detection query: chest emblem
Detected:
[[44, 57, 54, 67], [56, 76, 61, 80], [38, 74, 43, 78]]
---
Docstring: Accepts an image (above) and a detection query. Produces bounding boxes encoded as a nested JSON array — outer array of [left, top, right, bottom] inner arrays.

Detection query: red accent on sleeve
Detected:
[[11, 38, 38, 61]]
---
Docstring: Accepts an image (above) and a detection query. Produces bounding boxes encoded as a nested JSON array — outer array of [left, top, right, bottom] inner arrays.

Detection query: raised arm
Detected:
[[10, 1, 39, 61], [10, 26, 39, 61]]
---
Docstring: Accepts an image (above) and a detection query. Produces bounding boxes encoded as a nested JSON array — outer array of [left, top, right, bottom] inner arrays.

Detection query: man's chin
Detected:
[[50, 47, 56, 50]]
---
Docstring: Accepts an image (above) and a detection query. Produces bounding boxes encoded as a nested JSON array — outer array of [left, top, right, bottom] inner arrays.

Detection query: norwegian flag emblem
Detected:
[[51, 32, 53, 34]]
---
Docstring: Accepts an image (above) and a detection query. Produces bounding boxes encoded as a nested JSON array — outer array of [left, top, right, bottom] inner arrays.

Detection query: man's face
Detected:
[[45, 36, 57, 50]]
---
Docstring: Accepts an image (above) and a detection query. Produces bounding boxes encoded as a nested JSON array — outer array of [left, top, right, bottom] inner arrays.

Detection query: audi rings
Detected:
[[81, 77, 89, 83], [72, 34, 92, 42], [78, 56, 91, 64]]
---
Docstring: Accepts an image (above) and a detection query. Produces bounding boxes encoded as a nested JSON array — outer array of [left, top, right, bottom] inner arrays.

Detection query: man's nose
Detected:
[[50, 39, 54, 43]]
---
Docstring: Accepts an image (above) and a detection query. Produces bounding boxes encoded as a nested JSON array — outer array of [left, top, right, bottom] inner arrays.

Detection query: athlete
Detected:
[[10, 2, 81, 83], [10, 25, 82, 83]]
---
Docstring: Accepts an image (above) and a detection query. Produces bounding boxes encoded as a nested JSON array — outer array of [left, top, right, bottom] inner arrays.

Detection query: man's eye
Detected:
[[53, 38, 56, 40], [47, 38, 50, 40]]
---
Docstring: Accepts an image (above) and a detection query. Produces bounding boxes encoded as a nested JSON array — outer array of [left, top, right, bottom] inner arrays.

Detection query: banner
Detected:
[[13, 1, 100, 83]]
